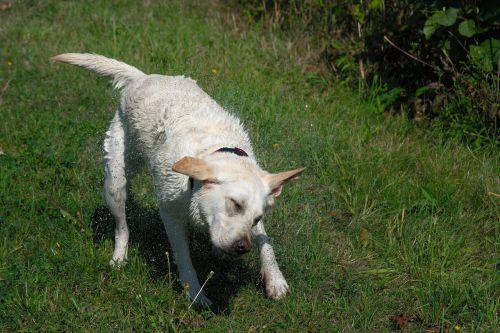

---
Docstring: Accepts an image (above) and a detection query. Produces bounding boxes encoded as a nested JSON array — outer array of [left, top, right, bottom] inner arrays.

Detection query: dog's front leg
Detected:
[[252, 221, 290, 300], [159, 204, 212, 307]]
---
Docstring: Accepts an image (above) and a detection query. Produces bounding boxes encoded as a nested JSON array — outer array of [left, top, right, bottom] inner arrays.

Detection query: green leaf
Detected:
[[420, 187, 437, 207], [423, 23, 437, 39], [469, 38, 500, 73], [458, 20, 476, 37], [439, 7, 459, 26], [415, 86, 430, 97], [481, 38, 500, 62], [423, 7, 459, 39], [368, 0, 383, 10], [443, 38, 451, 51], [358, 228, 371, 247], [377, 87, 405, 111], [351, 4, 365, 24]]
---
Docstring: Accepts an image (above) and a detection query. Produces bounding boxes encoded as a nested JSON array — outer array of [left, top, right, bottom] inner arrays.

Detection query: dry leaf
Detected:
[[0, 79, 11, 106], [0, 2, 11, 11], [181, 315, 206, 329], [330, 210, 352, 222], [389, 313, 409, 329], [425, 323, 449, 333], [358, 227, 371, 247]]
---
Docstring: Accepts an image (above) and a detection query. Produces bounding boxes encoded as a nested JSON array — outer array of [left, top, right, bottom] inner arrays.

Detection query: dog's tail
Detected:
[[50, 53, 145, 90]]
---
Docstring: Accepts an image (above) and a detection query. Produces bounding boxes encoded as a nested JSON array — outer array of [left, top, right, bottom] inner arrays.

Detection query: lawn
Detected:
[[0, 1, 498, 331]]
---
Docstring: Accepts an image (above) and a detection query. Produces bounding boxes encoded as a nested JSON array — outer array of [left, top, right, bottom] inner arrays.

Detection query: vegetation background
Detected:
[[0, 0, 498, 331], [231, 0, 500, 145]]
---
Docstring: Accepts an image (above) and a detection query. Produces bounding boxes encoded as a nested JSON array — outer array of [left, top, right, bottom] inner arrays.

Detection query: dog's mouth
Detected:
[[212, 246, 241, 259]]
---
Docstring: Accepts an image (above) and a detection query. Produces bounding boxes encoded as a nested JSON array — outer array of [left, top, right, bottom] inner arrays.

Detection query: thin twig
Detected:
[[359, 58, 366, 81], [166, 252, 172, 287], [441, 48, 457, 75], [52, 202, 86, 228], [178, 271, 214, 327], [383, 35, 442, 73], [357, 1, 366, 84], [446, 30, 467, 53], [0, 79, 11, 105], [188, 271, 214, 310], [496, 52, 499, 100]]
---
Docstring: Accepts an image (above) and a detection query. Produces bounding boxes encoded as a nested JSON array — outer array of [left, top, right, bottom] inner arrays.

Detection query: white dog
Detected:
[[52, 53, 304, 306]]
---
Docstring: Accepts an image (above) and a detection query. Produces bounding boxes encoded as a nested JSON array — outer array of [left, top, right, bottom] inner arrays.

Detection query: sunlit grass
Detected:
[[0, 1, 498, 331]]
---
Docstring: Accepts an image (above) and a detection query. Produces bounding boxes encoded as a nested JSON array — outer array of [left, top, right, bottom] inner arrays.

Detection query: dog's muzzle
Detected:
[[232, 237, 252, 255], [214, 237, 252, 258]]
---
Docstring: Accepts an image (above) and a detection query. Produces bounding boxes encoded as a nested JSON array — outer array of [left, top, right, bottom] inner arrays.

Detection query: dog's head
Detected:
[[172, 155, 304, 257]]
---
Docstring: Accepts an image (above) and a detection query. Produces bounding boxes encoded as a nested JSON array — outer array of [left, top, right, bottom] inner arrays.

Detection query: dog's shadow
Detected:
[[91, 197, 256, 313]]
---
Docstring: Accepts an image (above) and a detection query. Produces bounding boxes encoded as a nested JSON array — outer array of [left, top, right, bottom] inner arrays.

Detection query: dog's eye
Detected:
[[226, 198, 244, 216], [253, 215, 262, 226], [231, 199, 243, 212]]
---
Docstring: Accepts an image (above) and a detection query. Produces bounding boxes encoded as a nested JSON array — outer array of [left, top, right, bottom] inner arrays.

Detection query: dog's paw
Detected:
[[110, 245, 128, 268], [261, 268, 290, 300], [109, 257, 127, 268]]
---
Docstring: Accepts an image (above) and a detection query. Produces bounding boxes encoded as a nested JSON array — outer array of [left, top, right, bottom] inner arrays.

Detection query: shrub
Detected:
[[229, 0, 500, 144]]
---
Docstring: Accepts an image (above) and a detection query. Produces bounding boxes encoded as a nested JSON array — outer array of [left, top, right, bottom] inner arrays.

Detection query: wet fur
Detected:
[[52, 53, 303, 305]]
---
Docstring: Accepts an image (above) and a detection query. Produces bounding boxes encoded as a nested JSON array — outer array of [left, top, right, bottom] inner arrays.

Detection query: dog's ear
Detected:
[[172, 156, 217, 182], [264, 167, 305, 198]]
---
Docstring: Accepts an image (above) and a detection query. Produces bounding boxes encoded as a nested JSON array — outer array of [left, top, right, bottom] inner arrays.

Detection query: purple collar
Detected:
[[189, 147, 248, 191], [214, 147, 248, 157]]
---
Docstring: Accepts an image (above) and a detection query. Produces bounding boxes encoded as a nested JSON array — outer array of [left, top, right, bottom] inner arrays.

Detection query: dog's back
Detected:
[[121, 74, 253, 164], [52, 53, 253, 165]]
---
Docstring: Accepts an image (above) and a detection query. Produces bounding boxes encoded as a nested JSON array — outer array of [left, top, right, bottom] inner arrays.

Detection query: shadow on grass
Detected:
[[90, 196, 255, 313]]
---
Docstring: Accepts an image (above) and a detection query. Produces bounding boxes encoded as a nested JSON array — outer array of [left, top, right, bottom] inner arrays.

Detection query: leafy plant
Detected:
[[369, 75, 405, 114], [423, 7, 459, 39], [469, 38, 500, 73], [228, 0, 500, 143]]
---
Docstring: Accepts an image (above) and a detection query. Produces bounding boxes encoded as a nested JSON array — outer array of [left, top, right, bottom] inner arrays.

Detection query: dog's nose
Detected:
[[233, 238, 252, 254]]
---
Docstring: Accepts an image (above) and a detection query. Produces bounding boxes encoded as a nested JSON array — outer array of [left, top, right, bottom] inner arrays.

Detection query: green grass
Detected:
[[0, 1, 498, 331]]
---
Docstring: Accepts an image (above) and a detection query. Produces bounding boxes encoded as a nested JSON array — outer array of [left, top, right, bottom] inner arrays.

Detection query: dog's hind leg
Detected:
[[252, 221, 290, 300], [104, 111, 129, 266]]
